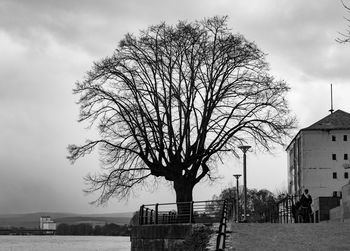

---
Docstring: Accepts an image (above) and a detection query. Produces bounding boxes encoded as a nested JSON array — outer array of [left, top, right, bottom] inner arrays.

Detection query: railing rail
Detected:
[[139, 199, 232, 225], [264, 194, 303, 223], [216, 200, 229, 251]]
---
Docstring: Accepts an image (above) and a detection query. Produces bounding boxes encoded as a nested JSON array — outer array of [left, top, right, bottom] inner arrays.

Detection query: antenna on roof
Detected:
[[329, 84, 334, 114]]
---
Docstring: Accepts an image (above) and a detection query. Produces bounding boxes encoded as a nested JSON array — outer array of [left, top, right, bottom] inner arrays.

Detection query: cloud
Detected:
[[0, 0, 210, 57], [1, 0, 350, 214], [227, 0, 350, 82]]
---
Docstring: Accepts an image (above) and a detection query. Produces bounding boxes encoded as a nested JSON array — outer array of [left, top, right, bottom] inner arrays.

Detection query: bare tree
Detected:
[[337, 0, 350, 43], [68, 16, 295, 211]]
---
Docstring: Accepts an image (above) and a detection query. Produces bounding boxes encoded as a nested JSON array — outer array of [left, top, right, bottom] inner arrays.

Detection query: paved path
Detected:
[[228, 222, 350, 251]]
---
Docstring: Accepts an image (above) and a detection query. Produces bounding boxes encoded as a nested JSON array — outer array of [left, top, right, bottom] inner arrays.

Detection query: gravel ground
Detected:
[[229, 222, 350, 251]]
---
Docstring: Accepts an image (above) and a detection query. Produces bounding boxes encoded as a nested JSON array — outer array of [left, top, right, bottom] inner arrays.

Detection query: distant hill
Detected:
[[54, 216, 131, 226], [0, 212, 133, 229]]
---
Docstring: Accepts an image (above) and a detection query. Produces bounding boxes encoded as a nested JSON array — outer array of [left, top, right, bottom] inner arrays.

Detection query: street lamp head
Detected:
[[238, 145, 251, 153], [233, 174, 242, 179]]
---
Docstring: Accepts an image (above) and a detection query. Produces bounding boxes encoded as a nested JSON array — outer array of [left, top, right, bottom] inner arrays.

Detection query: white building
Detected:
[[39, 216, 56, 231], [286, 110, 350, 199]]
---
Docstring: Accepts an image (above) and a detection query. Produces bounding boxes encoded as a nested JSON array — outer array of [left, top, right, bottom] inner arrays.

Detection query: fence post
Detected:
[[286, 196, 289, 223], [145, 208, 149, 225], [275, 205, 277, 223], [189, 201, 193, 223], [271, 206, 273, 223], [150, 209, 153, 224], [283, 199, 286, 223], [271, 207, 274, 223], [155, 203, 159, 224], [139, 205, 144, 225]]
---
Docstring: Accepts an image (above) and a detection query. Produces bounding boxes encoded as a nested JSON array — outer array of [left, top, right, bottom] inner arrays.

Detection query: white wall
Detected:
[[302, 130, 350, 199], [42, 222, 56, 230], [40, 216, 56, 230]]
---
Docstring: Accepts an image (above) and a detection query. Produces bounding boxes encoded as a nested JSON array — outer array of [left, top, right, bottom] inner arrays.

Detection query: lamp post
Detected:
[[238, 145, 251, 222], [233, 174, 242, 222]]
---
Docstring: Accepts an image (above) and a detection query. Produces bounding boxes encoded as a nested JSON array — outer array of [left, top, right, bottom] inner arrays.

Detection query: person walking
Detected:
[[299, 189, 312, 222]]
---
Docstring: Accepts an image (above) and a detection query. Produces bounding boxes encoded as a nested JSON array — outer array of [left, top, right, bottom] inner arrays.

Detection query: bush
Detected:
[[183, 224, 214, 251], [56, 223, 130, 236]]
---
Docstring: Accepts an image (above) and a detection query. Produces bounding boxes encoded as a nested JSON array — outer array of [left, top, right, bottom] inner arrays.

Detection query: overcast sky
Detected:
[[1, 0, 350, 214]]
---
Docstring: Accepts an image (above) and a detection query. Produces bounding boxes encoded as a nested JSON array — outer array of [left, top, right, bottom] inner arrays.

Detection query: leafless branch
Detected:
[[68, 16, 295, 204], [336, 0, 350, 43]]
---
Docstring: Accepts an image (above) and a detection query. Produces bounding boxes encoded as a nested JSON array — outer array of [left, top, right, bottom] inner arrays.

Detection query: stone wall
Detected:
[[313, 197, 340, 222], [329, 206, 342, 222], [342, 183, 350, 220], [130, 224, 193, 251], [329, 182, 350, 222]]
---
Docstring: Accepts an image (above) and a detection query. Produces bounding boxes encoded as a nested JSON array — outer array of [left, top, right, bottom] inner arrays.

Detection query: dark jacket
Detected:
[[300, 193, 312, 208]]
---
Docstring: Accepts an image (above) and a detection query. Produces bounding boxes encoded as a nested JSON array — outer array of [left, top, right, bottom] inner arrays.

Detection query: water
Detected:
[[0, 236, 130, 251]]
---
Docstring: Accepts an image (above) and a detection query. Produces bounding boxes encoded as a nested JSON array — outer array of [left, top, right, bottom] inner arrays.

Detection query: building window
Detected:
[[332, 154, 337, 160], [344, 135, 348, 141], [345, 154, 348, 160], [332, 135, 336, 141], [345, 172, 349, 179], [333, 172, 337, 179]]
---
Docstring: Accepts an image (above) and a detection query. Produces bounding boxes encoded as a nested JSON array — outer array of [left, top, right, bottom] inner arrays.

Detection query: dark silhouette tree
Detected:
[[129, 211, 139, 226], [68, 16, 295, 213], [56, 223, 70, 235], [216, 187, 276, 222]]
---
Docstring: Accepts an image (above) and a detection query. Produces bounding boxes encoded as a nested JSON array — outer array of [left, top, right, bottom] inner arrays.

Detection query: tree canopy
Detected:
[[214, 187, 277, 222], [68, 16, 295, 205]]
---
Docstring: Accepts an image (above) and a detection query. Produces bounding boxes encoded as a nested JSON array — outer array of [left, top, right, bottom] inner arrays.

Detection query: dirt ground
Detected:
[[226, 222, 350, 251]]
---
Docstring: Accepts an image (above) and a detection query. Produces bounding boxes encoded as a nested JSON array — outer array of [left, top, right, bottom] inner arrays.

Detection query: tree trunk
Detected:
[[174, 178, 194, 223]]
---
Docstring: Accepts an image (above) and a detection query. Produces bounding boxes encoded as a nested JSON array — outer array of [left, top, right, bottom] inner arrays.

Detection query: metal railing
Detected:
[[216, 200, 230, 251], [139, 200, 231, 225], [264, 194, 302, 223]]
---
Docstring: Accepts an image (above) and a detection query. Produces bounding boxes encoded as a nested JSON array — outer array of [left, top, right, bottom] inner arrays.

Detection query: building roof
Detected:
[[286, 109, 350, 150], [303, 110, 350, 131]]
